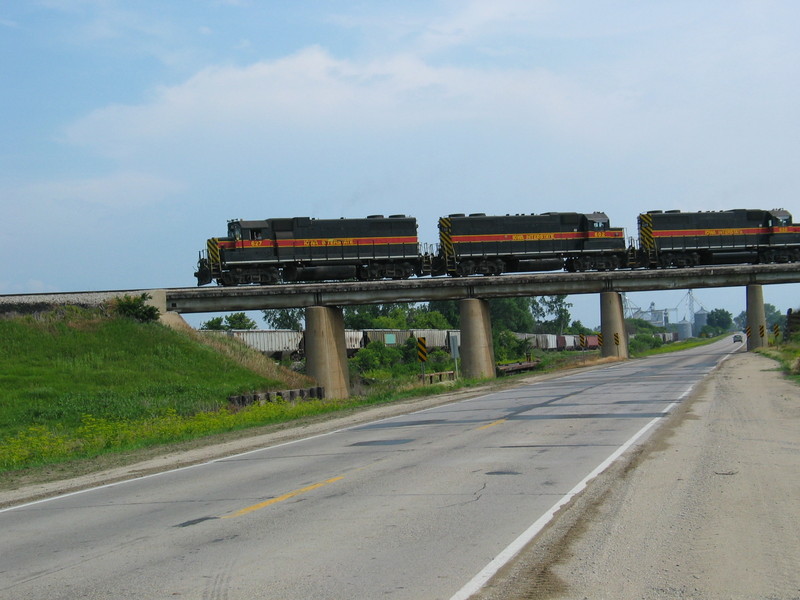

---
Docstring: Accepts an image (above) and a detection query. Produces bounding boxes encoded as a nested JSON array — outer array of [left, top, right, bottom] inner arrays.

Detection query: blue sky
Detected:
[[2, 0, 799, 329]]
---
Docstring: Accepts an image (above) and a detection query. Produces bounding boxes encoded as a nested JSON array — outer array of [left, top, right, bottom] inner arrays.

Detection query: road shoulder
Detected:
[[475, 351, 800, 600]]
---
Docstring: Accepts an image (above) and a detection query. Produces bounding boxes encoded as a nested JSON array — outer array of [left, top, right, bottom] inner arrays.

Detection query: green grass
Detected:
[[0, 314, 279, 435], [0, 307, 489, 473], [758, 333, 800, 384], [628, 335, 726, 357], [0, 308, 314, 470]]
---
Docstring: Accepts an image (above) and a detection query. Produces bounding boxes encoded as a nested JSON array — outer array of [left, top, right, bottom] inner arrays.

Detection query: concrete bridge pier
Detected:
[[459, 298, 496, 379], [305, 306, 350, 399], [600, 291, 629, 359], [746, 284, 768, 351]]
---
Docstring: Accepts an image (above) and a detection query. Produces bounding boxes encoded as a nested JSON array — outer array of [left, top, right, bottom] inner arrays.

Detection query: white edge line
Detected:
[[0, 389, 493, 514], [448, 372, 714, 600]]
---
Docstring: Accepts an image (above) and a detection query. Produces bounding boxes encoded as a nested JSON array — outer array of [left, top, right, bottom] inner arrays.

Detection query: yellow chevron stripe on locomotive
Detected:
[[207, 238, 222, 275], [437, 217, 456, 272], [637, 213, 655, 251]]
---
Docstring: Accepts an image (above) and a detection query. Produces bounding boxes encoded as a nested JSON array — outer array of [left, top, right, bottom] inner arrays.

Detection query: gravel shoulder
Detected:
[[476, 351, 800, 600]]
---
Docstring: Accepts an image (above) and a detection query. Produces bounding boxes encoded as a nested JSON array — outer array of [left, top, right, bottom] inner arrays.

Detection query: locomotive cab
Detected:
[[585, 212, 610, 230], [765, 209, 800, 262]]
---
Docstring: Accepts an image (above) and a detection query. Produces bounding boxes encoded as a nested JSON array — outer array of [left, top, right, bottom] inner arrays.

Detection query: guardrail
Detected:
[[419, 371, 456, 384]]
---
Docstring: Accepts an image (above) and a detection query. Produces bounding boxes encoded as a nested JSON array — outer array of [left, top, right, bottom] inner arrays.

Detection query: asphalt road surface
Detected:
[[0, 340, 741, 599]]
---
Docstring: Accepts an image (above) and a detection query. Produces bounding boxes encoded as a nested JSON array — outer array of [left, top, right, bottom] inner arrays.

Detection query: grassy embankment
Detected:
[[0, 307, 327, 472], [0, 307, 493, 474]]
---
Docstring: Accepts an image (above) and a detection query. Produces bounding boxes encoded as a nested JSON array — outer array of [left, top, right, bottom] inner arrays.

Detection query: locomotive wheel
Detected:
[[572, 256, 592, 272], [358, 263, 382, 280], [456, 260, 475, 276], [492, 259, 505, 275]]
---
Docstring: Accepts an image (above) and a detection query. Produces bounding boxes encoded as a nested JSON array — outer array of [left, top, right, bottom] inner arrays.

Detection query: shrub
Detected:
[[109, 293, 160, 323], [629, 334, 664, 355]]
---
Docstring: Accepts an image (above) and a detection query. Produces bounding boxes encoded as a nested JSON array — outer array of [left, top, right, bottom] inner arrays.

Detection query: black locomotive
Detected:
[[194, 215, 424, 286], [194, 208, 800, 286], [638, 208, 800, 267], [438, 212, 626, 275]]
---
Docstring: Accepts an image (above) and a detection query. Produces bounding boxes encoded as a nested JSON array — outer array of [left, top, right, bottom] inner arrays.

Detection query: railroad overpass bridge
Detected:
[[161, 263, 800, 398]]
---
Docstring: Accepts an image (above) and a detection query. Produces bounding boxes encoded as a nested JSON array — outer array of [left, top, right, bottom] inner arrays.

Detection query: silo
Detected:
[[693, 309, 708, 336], [676, 319, 693, 340]]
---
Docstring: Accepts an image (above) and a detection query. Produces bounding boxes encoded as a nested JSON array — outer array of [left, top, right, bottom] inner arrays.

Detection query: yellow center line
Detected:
[[223, 475, 345, 519], [477, 418, 507, 430]]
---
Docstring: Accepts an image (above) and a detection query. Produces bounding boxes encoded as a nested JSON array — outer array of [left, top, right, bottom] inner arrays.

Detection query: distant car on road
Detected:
[[733, 334, 743, 343]]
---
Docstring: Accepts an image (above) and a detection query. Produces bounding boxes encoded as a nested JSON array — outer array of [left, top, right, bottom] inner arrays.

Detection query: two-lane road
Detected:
[[0, 339, 741, 599]]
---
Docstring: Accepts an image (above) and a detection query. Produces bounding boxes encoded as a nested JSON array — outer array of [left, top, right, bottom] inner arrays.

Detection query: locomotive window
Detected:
[[251, 230, 262, 241]]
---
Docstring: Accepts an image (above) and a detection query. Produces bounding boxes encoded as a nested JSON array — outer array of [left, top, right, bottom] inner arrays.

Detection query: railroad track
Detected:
[[0, 288, 189, 314]]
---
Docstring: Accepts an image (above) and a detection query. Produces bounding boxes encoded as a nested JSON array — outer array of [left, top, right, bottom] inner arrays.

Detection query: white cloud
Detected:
[[62, 45, 634, 160], [52, 1, 800, 220], [17, 171, 186, 208]]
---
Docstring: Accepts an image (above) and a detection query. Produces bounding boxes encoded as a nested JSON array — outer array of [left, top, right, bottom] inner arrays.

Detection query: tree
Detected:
[[343, 304, 405, 329], [488, 298, 535, 332], [706, 308, 733, 332], [531, 295, 573, 334], [565, 320, 594, 335], [343, 303, 453, 330], [765, 303, 786, 330], [408, 309, 452, 330], [428, 301, 460, 328], [200, 316, 226, 330], [625, 318, 666, 336], [262, 308, 304, 330], [734, 303, 786, 331], [201, 312, 257, 330], [225, 312, 257, 330]]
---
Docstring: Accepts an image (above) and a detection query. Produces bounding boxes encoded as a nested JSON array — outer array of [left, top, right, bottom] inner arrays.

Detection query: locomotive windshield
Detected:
[[586, 212, 610, 230], [769, 210, 791, 226], [228, 222, 242, 240]]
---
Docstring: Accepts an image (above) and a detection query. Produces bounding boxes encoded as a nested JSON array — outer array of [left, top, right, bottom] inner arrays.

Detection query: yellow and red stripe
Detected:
[[217, 236, 417, 249], [451, 230, 623, 243], [276, 236, 417, 248], [651, 226, 800, 237], [651, 227, 767, 237]]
